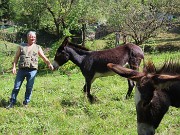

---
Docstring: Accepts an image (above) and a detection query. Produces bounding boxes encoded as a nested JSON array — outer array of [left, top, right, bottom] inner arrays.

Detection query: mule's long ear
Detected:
[[61, 36, 70, 47], [152, 74, 180, 83], [107, 63, 145, 81]]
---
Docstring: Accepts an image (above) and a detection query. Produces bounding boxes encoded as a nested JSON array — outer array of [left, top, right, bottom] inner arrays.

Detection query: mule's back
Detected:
[[83, 43, 143, 74], [91, 43, 143, 64]]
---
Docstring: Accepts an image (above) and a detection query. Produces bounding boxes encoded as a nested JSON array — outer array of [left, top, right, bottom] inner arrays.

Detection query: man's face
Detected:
[[28, 33, 36, 45]]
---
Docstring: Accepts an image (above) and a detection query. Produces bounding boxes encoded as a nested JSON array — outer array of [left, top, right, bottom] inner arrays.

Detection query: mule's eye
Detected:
[[62, 50, 66, 53]]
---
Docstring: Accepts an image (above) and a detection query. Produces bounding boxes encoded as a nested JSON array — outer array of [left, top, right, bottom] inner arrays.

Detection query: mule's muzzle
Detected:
[[137, 123, 155, 135], [52, 61, 59, 70]]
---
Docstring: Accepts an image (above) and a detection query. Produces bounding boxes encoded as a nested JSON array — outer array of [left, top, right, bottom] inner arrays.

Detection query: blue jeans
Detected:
[[10, 68, 37, 104]]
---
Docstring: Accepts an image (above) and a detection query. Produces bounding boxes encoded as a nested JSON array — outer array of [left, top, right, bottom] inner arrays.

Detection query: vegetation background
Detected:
[[0, 0, 180, 134]]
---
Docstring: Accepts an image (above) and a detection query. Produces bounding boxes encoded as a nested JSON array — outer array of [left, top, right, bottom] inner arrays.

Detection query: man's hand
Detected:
[[12, 67, 16, 74], [48, 64, 54, 71]]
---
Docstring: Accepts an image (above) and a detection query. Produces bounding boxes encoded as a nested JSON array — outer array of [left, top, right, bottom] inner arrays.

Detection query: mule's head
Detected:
[[107, 62, 180, 135], [128, 56, 143, 70], [127, 43, 144, 70], [53, 37, 70, 70]]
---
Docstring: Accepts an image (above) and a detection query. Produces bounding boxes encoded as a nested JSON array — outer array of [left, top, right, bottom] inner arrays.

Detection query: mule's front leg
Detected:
[[83, 84, 87, 93], [126, 79, 135, 99], [85, 80, 94, 103]]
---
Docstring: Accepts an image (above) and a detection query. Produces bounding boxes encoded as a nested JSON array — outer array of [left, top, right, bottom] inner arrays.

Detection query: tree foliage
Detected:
[[0, 0, 11, 21], [1, 0, 180, 45], [7, 0, 106, 38], [107, 0, 180, 45]]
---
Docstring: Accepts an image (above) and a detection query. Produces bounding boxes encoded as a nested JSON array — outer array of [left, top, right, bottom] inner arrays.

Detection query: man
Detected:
[[115, 31, 120, 46], [7, 31, 54, 108]]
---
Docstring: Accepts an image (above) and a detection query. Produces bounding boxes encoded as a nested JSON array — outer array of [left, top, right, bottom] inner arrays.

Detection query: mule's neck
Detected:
[[65, 46, 87, 66], [166, 82, 180, 107]]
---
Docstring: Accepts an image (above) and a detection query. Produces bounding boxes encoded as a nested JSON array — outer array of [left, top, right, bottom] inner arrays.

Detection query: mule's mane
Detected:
[[59, 37, 90, 51], [67, 41, 90, 51], [144, 60, 180, 75]]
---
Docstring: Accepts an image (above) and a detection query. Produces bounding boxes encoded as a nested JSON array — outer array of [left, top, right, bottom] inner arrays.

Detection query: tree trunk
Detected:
[[115, 32, 120, 46], [55, 23, 60, 38], [81, 23, 86, 46], [122, 33, 127, 44]]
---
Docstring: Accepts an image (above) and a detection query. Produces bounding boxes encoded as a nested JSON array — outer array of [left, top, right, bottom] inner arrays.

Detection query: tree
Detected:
[[123, 4, 167, 45], [9, 0, 44, 30], [8, 0, 75, 37], [107, 0, 179, 45], [41, 0, 75, 37], [0, 0, 11, 21], [68, 0, 106, 45]]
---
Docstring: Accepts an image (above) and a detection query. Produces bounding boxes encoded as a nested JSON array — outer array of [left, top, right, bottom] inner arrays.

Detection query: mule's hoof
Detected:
[[88, 95, 97, 103], [125, 94, 132, 99]]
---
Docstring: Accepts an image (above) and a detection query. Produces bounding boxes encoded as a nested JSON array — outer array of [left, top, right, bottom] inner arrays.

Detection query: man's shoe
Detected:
[[23, 101, 28, 108], [6, 102, 14, 109]]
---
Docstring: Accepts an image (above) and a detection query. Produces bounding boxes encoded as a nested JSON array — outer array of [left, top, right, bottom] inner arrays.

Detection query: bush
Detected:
[[156, 43, 180, 52], [0, 31, 17, 42], [143, 42, 180, 53]]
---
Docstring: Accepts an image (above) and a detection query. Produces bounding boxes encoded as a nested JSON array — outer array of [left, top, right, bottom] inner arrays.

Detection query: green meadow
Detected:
[[0, 35, 180, 134]]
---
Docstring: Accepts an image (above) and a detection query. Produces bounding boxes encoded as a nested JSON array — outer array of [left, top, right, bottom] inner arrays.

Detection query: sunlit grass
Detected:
[[1, 68, 179, 134]]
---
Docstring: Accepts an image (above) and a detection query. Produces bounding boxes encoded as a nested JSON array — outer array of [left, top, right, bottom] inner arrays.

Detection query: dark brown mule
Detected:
[[53, 37, 144, 102], [107, 61, 180, 135]]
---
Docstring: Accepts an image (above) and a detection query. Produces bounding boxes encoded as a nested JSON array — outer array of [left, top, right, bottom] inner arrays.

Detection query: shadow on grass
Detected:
[[156, 37, 180, 43], [0, 98, 8, 107], [0, 98, 22, 108], [61, 99, 78, 107]]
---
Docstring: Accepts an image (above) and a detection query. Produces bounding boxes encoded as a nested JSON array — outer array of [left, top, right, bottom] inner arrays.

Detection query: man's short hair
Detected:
[[27, 31, 36, 37]]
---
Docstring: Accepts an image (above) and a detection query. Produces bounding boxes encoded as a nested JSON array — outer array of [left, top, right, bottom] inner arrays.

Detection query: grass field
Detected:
[[0, 34, 180, 134], [0, 62, 179, 135]]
